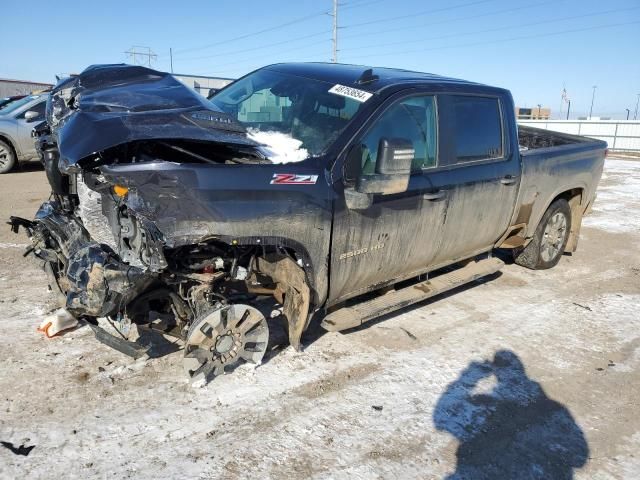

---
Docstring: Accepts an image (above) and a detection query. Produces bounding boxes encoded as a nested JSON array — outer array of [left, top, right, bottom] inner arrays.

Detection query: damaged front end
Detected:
[[12, 201, 154, 317], [11, 64, 324, 384]]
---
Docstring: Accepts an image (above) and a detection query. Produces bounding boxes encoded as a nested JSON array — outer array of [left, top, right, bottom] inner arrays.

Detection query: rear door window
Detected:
[[440, 95, 503, 164]]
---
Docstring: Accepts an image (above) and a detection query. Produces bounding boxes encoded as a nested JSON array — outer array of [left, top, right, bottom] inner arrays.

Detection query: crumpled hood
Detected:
[[47, 64, 259, 171]]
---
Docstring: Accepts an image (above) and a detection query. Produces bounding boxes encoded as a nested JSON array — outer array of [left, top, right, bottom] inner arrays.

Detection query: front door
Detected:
[[15, 100, 46, 159], [329, 93, 448, 305]]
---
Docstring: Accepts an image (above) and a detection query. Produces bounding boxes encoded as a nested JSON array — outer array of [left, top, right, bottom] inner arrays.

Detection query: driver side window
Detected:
[[360, 95, 437, 174]]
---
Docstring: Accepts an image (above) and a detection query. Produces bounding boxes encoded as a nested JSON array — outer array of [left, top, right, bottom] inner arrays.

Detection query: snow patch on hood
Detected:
[[247, 128, 309, 164]]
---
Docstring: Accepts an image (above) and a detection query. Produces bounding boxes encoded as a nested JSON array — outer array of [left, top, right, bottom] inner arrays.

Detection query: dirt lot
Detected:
[[0, 159, 638, 479]]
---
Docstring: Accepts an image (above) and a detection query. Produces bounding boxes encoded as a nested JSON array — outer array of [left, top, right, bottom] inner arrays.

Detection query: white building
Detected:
[[172, 73, 234, 97]]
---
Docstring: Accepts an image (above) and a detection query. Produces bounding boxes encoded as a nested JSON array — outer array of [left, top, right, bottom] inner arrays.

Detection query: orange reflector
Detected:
[[113, 185, 129, 197]]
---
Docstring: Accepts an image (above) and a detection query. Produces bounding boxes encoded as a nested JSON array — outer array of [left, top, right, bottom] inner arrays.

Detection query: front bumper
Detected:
[[11, 201, 155, 318]]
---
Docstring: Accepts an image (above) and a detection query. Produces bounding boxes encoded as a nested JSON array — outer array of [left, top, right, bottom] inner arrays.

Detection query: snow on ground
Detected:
[[583, 159, 640, 233], [0, 159, 639, 479]]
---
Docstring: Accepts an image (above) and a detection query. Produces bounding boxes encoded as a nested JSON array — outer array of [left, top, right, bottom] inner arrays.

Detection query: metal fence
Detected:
[[518, 120, 640, 152]]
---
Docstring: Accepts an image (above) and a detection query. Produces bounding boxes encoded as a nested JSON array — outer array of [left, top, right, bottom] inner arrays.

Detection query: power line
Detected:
[[171, 8, 332, 56], [339, 0, 561, 41], [167, 0, 386, 65], [342, 0, 496, 29], [184, 40, 332, 76], [341, 0, 385, 9], [173, 29, 332, 63], [339, 5, 640, 53], [340, 20, 640, 60], [171, 0, 497, 67]]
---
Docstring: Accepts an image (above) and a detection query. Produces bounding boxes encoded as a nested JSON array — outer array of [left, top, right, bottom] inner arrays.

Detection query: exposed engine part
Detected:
[[126, 288, 193, 338], [14, 201, 156, 318], [233, 266, 248, 281], [183, 304, 269, 383], [76, 175, 118, 250], [114, 208, 167, 272]]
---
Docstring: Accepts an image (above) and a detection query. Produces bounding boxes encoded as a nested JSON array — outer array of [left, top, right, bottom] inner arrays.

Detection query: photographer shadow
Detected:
[[433, 350, 589, 479]]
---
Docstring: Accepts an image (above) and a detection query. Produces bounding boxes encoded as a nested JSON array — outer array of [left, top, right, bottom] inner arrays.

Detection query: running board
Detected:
[[321, 257, 504, 332]]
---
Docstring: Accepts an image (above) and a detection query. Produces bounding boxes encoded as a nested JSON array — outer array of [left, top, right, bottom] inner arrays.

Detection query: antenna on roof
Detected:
[[356, 69, 379, 85]]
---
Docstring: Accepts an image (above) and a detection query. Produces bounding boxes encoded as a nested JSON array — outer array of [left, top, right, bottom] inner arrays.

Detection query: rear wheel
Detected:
[[513, 198, 571, 270], [0, 140, 17, 174]]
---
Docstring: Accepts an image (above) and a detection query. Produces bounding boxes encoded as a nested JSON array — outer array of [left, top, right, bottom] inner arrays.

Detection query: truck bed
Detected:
[[513, 125, 607, 240], [518, 125, 601, 151]]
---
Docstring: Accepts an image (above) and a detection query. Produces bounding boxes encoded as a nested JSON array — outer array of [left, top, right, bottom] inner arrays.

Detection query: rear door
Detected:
[[329, 92, 449, 305], [428, 93, 520, 265]]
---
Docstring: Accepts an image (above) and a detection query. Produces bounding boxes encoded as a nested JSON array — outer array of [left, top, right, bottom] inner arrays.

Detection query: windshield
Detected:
[[0, 95, 41, 115], [210, 69, 365, 157]]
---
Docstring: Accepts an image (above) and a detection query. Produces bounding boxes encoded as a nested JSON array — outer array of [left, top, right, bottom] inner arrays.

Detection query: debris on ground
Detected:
[[1, 441, 35, 456], [36, 308, 78, 338]]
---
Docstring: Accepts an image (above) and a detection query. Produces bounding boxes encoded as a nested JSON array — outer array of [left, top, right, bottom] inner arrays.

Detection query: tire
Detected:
[[0, 139, 17, 174], [513, 198, 571, 270]]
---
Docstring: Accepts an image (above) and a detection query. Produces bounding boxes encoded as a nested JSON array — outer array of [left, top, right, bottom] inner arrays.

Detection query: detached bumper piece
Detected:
[[85, 322, 150, 359], [12, 201, 155, 319]]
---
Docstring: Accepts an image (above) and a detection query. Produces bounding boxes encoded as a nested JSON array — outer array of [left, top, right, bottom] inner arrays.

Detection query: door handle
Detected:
[[423, 190, 445, 201], [500, 176, 517, 185]]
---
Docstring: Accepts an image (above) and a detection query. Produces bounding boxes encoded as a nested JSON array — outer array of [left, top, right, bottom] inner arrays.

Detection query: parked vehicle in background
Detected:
[[0, 95, 26, 110], [12, 63, 605, 385], [0, 94, 48, 173]]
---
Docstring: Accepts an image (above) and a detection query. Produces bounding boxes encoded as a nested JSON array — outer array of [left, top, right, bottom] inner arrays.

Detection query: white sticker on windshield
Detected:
[[328, 84, 373, 103]]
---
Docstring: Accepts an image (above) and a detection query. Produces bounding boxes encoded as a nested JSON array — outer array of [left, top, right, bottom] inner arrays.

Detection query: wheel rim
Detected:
[[0, 145, 9, 168], [183, 304, 269, 384], [540, 212, 567, 262]]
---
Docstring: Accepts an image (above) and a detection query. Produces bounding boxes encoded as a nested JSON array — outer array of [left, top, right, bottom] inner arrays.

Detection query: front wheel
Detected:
[[0, 140, 17, 174], [183, 304, 269, 385], [513, 198, 571, 270]]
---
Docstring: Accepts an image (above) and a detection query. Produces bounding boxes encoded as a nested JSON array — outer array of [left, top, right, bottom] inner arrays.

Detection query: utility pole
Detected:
[[170, 48, 174, 73], [566, 99, 571, 120], [589, 85, 597, 120], [124, 45, 157, 67], [634, 93, 640, 120], [331, 0, 338, 63], [626, 109, 631, 120], [537, 104, 542, 119]]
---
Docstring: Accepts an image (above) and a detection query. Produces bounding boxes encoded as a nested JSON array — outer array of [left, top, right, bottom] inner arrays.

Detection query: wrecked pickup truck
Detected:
[[11, 63, 606, 384]]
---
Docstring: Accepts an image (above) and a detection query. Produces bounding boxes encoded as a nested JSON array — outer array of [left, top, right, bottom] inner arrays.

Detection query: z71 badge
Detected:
[[270, 174, 319, 185]]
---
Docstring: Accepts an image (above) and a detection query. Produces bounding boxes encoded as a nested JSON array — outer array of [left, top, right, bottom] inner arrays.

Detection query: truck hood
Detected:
[[47, 64, 260, 172]]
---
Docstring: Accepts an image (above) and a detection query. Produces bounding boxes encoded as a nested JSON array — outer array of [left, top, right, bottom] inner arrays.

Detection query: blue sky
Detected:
[[2, 0, 639, 119]]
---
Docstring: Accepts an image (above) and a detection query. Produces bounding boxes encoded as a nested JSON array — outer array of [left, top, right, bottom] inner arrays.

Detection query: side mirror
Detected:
[[357, 138, 413, 195], [24, 110, 40, 122]]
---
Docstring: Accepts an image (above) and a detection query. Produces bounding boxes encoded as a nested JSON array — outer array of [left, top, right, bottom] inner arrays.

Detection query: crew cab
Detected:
[[11, 63, 606, 384]]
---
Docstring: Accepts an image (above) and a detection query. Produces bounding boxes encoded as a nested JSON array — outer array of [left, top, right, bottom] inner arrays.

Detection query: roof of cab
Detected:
[[264, 62, 489, 93]]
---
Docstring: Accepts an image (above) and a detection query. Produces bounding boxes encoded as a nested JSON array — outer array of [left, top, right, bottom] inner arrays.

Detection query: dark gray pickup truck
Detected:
[[11, 63, 606, 384]]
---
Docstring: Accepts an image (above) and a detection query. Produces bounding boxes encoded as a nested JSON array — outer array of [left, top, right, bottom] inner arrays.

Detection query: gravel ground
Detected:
[[0, 159, 638, 479]]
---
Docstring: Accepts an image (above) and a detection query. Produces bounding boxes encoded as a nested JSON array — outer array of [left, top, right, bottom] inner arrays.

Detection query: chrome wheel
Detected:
[[540, 212, 567, 262], [183, 304, 269, 384]]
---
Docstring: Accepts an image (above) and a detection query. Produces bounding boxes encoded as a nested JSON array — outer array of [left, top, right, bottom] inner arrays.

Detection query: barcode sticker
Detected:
[[328, 84, 373, 103]]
